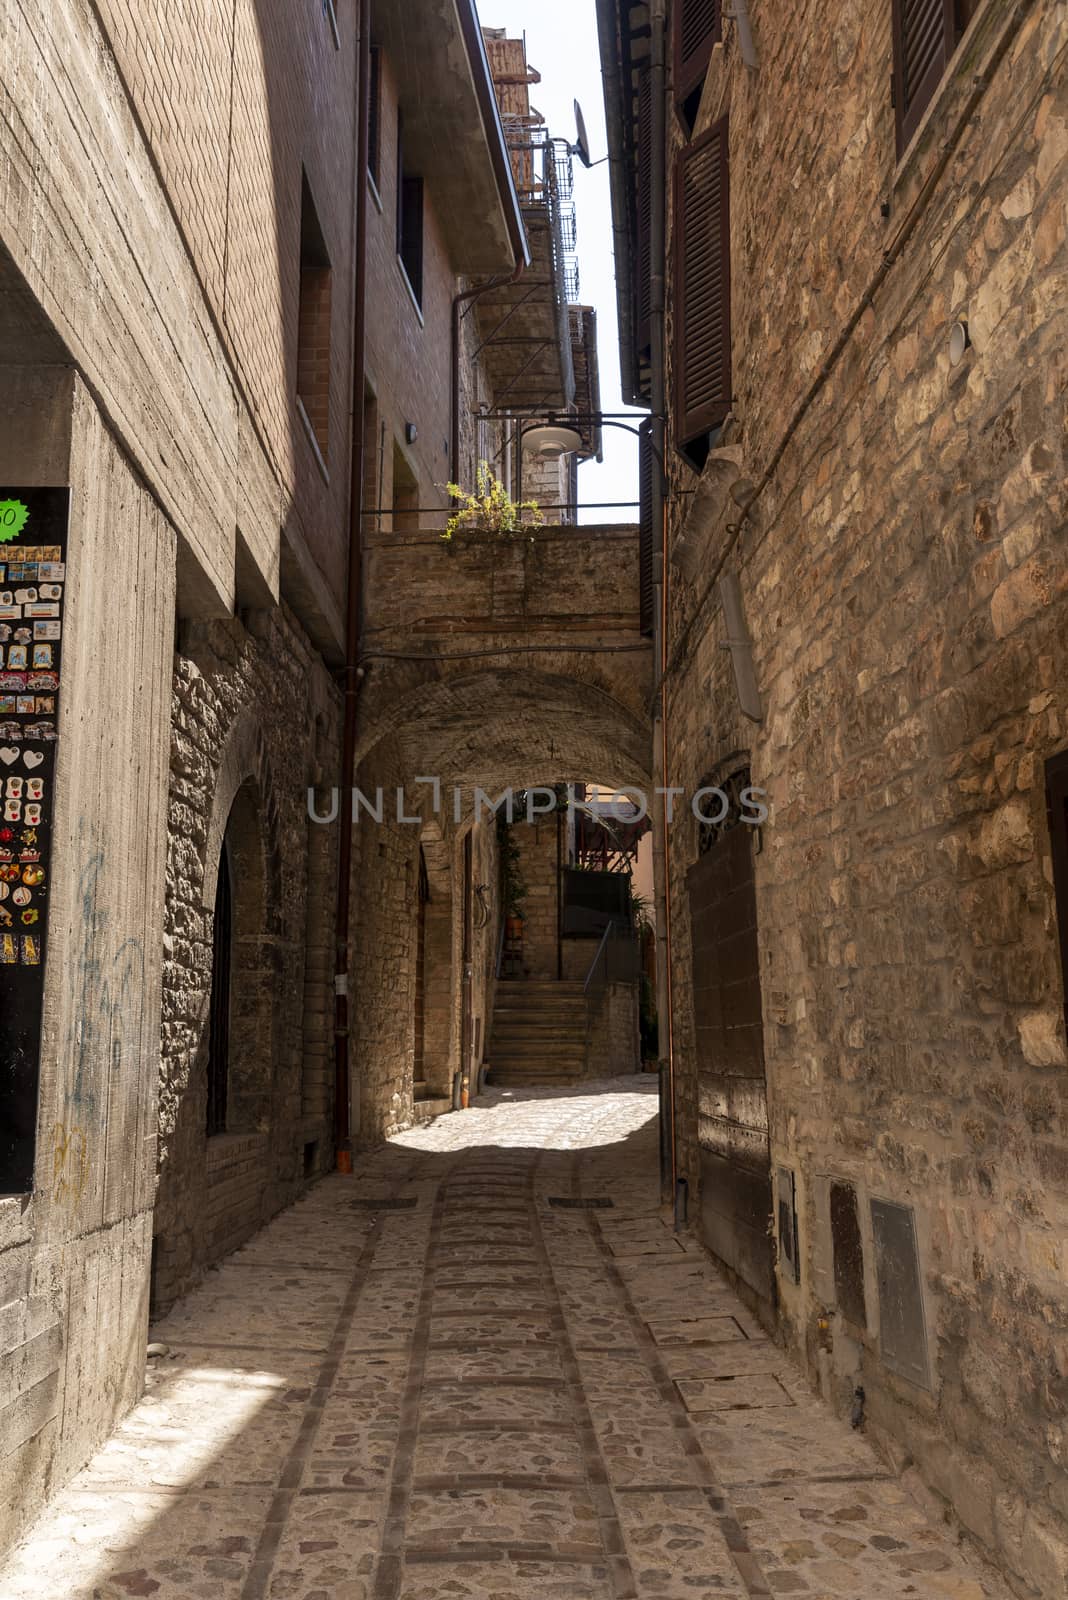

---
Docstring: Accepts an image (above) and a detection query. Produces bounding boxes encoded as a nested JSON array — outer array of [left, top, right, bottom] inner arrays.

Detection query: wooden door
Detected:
[[686, 818, 773, 1309]]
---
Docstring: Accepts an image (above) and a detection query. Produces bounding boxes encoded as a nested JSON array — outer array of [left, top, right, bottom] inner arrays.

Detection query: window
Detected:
[[297, 174, 332, 463], [368, 47, 381, 191], [1046, 751, 1068, 1033], [892, 0, 982, 154], [207, 840, 232, 1137], [674, 0, 721, 131], [396, 111, 424, 307], [673, 116, 730, 474]]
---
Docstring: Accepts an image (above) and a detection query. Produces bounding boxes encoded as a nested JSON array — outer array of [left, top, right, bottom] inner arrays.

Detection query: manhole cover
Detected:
[[348, 1197, 418, 1210], [547, 1197, 614, 1209]]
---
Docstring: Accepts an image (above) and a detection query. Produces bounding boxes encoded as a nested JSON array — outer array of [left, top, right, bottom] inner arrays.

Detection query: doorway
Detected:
[[686, 770, 774, 1312]]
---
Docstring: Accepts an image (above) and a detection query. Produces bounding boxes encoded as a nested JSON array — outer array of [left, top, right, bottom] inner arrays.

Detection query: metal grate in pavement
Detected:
[[547, 1196, 614, 1208], [347, 1197, 419, 1210]]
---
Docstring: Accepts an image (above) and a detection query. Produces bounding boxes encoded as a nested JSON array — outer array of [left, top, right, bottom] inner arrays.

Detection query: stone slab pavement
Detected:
[[0, 1079, 1014, 1600]]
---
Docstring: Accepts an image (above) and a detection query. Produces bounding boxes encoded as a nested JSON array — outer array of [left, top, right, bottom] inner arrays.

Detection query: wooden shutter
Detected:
[[674, 117, 731, 451], [674, 0, 721, 108], [892, 0, 955, 152], [638, 430, 654, 638], [636, 68, 653, 356]]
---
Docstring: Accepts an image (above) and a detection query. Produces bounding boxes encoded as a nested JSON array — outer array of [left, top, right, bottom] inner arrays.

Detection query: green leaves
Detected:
[[441, 461, 543, 543]]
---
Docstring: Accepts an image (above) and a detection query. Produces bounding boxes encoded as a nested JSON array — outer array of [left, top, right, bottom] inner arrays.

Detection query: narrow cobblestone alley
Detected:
[[0, 1083, 1011, 1600]]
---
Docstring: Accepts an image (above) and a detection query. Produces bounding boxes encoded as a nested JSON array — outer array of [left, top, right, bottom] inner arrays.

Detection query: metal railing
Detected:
[[501, 122, 581, 307], [583, 916, 640, 1030]]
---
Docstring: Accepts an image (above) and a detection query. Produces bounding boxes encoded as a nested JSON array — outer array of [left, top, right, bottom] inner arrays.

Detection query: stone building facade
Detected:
[[599, 0, 1068, 1589]]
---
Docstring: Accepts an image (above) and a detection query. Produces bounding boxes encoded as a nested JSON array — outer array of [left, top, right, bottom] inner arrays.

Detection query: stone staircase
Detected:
[[486, 979, 588, 1088]]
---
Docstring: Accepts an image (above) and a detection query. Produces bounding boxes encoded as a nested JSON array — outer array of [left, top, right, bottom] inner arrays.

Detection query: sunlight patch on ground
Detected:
[[392, 1076, 659, 1151]]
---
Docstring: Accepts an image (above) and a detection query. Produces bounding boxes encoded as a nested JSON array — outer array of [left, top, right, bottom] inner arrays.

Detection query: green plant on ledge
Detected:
[[441, 460, 543, 543]]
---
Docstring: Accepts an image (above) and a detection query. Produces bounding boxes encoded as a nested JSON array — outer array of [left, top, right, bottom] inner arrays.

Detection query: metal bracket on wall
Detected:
[[723, 0, 759, 69]]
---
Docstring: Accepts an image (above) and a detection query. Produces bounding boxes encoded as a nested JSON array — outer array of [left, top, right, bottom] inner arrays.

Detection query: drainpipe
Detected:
[[334, 0, 372, 1171], [450, 263, 525, 488], [647, 0, 676, 1205]]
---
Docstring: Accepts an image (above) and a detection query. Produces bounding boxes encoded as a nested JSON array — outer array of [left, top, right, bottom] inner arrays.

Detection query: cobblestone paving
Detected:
[[0, 1080, 1012, 1600]]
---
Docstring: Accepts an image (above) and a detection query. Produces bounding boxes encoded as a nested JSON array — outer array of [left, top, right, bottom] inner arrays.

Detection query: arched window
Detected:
[[206, 839, 232, 1136]]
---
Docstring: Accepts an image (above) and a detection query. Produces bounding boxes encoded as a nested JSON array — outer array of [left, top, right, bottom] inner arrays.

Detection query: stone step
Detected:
[[489, 1075, 585, 1088], [412, 1096, 452, 1122], [489, 1055, 586, 1072], [491, 1008, 587, 1025], [492, 1004, 585, 1017], [491, 1023, 585, 1035], [497, 978, 585, 989]]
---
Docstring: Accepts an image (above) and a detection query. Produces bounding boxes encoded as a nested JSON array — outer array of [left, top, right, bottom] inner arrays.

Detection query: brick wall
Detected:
[[364, 50, 461, 529], [90, 0, 358, 602], [661, 1, 1068, 1587]]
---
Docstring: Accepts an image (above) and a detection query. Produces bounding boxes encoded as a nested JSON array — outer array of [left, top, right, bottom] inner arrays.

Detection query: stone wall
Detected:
[[511, 815, 561, 978], [155, 607, 340, 1312], [661, 1, 1068, 1588], [348, 765, 502, 1137], [586, 981, 641, 1079]]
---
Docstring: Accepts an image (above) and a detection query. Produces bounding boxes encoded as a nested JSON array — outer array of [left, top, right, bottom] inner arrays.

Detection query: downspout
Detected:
[[595, 0, 640, 404], [450, 263, 525, 488], [334, 0, 372, 1171], [647, 0, 676, 1205]]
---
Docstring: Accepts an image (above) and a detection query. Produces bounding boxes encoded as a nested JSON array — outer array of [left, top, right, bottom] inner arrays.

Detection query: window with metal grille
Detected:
[[697, 766, 752, 855], [892, 0, 981, 154], [673, 116, 730, 473], [674, 0, 722, 128]]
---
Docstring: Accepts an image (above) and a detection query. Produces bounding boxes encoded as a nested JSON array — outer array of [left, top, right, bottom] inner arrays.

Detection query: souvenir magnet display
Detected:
[[0, 488, 69, 1192]]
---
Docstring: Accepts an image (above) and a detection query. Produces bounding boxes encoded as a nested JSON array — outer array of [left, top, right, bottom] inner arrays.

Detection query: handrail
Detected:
[[495, 914, 507, 980], [584, 918, 615, 994]]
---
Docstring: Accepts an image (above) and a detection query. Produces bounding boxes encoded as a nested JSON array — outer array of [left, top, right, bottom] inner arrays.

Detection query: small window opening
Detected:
[[396, 111, 424, 307], [298, 173, 332, 463]]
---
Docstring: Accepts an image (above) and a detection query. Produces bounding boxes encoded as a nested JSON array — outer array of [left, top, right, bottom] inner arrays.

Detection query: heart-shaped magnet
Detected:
[[23, 752, 44, 769], [0, 748, 17, 766]]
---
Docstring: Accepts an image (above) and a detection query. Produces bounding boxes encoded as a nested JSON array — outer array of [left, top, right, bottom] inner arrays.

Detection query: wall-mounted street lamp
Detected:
[[521, 422, 585, 459], [491, 410, 666, 508]]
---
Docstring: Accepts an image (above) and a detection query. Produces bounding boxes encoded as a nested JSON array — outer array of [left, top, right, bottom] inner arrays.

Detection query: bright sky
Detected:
[[480, 0, 642, 525]]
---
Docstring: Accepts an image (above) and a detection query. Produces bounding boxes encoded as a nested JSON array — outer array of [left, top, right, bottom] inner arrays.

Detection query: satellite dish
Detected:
[[573, 99, 593, 168]]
